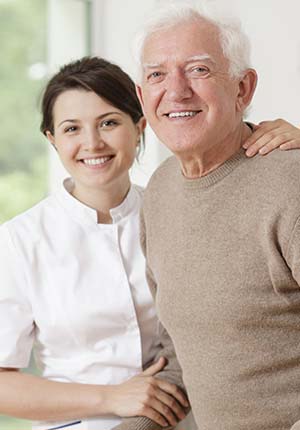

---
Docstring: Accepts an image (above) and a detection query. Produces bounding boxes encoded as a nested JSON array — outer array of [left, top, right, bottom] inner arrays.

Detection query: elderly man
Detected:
[[119, 4, 300, 430]]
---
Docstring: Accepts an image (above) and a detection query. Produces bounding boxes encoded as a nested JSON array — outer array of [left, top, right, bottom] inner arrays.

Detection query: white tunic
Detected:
[[0, 179, 160, 430]]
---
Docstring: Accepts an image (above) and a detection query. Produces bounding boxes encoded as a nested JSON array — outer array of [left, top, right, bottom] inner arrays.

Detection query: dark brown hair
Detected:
[[40, 56, 144, 149]]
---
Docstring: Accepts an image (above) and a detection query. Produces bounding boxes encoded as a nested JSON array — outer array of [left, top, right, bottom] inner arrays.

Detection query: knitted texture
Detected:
[[140, 148, 300, 430]]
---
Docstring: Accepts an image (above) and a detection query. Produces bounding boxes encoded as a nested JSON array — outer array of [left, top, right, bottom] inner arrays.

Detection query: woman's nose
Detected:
[[83, 129, 105, 150]]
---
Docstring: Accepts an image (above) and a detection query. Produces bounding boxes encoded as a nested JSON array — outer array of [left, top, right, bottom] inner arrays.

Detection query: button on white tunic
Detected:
[[0, 180, 160, 430]]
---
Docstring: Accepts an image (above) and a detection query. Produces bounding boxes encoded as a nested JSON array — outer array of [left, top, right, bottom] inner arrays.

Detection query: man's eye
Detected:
[[190, 66, 209, 75], [147, 71, 163, 82]]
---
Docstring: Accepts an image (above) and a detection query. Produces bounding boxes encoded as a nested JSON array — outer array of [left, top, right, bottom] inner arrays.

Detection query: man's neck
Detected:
[[179, 122, 252, 179]]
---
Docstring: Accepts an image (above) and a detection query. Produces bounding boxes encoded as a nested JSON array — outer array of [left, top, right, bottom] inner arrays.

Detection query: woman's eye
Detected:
[[101, 119, 118, 128], [64, 126, 77, 133]]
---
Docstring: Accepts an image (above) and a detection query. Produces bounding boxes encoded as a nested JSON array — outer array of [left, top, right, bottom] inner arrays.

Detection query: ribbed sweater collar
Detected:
[[179, 147, 248, 190]]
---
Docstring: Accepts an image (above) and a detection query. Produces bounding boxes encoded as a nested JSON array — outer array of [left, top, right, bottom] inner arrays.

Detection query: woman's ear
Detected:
[[45, 130, 57, 150], [136, 84, 146, 115], [136, 116, 147, 136], [236, 68, 258, 112]]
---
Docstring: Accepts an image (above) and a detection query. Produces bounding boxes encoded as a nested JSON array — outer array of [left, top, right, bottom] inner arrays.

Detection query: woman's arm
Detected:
[[243, 119, 300, 156], [0, 368, 105, 421], [0, 359, 187, 426]]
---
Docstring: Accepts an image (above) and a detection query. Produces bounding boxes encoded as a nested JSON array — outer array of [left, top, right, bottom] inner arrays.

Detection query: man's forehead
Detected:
[[141, 20, 223, 68], [142, 54, 217, 70]]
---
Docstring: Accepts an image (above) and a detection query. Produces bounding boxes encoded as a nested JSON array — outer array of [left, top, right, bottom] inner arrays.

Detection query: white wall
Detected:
[[223, 0, 300, 125], [47, 0, 89, 191]]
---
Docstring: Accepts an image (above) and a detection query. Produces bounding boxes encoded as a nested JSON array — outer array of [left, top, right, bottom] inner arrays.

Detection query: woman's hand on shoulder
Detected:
[[103, 357, 189, 427], [243, 119, 300, 157]]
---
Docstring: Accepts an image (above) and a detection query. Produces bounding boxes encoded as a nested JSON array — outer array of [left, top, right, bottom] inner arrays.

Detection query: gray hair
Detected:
[[132, 2, 252, 82]]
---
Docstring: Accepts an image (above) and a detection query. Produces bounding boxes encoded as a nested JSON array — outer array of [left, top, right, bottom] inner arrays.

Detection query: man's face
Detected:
[[137, 19, 245, 156]]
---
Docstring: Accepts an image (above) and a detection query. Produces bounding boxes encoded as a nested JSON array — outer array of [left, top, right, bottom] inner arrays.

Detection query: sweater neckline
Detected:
[[180, 148, 248, 190]]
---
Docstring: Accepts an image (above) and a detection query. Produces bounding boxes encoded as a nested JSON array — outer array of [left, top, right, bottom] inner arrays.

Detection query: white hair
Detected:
[[132, 2, 252, 82]]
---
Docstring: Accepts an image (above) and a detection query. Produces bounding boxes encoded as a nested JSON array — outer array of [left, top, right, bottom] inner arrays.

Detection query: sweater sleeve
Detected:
[[286, 215, 300, 284], [139, 205, 186, 390]]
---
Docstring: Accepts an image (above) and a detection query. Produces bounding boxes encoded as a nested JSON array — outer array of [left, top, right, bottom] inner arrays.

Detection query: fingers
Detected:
[[143, 357, 166, 377], [137, 377, 188, 425], [246, 133, 291, 156], [258, 134, 298, 155], [111, 361, 189, 423], [280, 140, 300, 151], [156, 378, 189, 408], [138, 405, 169, 427], [138, 388, 187, 426], [245, 132, 300, 157], [242, 128, 270, 151], [155, 390, 187, 422], [258, 119, 287, 128], [242, 118, 286, 151], [144, 399, 178, 426], [243, 118, 300, 157]]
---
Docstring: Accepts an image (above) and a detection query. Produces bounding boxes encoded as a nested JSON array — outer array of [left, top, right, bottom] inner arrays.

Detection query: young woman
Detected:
[[0, 56, 299, 430], [0, 57, 188, 430]]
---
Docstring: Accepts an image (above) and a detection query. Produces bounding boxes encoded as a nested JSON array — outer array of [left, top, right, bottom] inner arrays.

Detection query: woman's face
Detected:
[[47, 89, 145, 197]]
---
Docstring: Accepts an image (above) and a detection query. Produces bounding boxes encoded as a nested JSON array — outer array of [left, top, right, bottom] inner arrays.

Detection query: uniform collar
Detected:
[[55, 178, 138, 226]]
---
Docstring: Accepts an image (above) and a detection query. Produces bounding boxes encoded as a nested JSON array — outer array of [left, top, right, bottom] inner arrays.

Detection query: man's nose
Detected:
[[165, 70, 192, 102]]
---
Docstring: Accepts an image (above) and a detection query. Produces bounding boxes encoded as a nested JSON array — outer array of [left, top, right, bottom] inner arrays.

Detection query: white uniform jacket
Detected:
[[0, 179, 160, 430]]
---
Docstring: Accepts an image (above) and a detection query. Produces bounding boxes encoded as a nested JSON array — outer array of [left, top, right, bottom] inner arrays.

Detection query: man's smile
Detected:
[[164, 110, 201, 118]]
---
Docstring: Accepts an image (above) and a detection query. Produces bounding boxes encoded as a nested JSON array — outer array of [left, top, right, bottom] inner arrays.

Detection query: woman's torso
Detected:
[[0, 181, 160, 430]]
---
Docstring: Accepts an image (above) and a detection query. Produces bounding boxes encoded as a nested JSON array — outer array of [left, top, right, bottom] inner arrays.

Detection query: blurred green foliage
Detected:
[[0, 0, 48, 223], [0, 0, 46, 427]]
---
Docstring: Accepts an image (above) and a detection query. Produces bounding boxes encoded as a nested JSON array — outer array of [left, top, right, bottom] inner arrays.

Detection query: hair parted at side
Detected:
[[132, 1, 252, 81], [40, 56, 144, 137]]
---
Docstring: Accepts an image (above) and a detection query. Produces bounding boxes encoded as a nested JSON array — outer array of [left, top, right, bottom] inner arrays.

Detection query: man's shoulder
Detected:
[[147, 155, 178, 190], [252, 149, 300, 184], [243, 150, 300, 216], [258, 147, 300, 166]]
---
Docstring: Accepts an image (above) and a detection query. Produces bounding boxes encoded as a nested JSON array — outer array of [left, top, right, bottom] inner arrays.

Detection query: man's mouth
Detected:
[[80, 155, 114, 166], [166, 110, 200, 118]]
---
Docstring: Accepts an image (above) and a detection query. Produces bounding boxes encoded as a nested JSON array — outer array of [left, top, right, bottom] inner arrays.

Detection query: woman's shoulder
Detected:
[[0, 193, 59, 242], [132, 183, 145, 198]]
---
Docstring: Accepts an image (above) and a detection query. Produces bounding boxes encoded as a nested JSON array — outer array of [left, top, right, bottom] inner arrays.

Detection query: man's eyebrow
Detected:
[[142, 62, 162, 70], [142, 54, 216, 70], [185, 54, 216, 64]]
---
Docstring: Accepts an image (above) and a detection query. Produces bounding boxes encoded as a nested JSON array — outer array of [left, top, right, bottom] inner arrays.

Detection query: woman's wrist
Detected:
[[91, 384, 117, 416]]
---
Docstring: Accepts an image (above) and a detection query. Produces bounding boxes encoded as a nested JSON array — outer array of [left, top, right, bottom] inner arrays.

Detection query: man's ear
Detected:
[[135, 84, 146, 115], [236, 68, 258, 112], [45, 130, 57, 150]]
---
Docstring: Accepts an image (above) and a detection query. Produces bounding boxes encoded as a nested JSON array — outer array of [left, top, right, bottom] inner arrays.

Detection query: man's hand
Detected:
[[104, 357, 189, 427], [243, 119, 300, 157]]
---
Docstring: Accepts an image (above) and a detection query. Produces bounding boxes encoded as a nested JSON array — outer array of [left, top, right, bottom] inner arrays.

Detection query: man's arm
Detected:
[[140, 205, 186, 394], [113, 324, 188, 430], [113, 207, 189, 430]]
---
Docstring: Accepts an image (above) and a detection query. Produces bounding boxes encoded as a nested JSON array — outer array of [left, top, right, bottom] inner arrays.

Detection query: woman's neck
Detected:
[[72, 176, 131, 224]]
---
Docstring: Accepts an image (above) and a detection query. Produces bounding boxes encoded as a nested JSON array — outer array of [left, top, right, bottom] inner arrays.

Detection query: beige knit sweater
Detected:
[[138, 147, 300, 430]]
